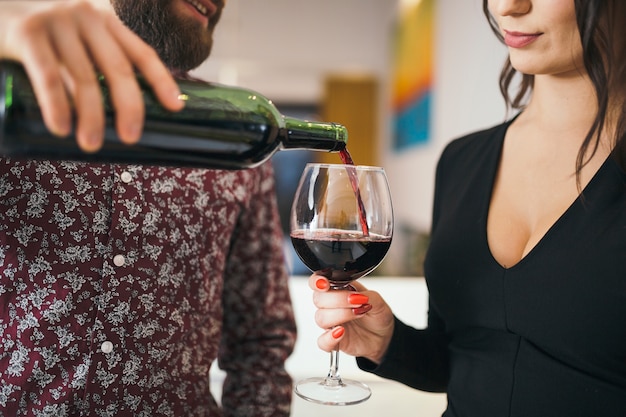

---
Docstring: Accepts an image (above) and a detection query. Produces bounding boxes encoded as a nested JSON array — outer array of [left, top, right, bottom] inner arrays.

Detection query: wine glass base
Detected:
[[294, 377, 372, 406]]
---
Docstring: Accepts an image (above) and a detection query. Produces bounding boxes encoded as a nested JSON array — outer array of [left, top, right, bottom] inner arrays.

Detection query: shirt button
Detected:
[[120, 171, 133, 183], [101, 341, 114, 354], [113, 254, 126, 267]]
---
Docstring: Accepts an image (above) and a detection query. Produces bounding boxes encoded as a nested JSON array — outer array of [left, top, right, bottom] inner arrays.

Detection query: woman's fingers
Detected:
[[308, 274, 368, 293], [317, 326, 345, 352], [309, 275, 372, 329], [313, 300, 356, 329], [306, 272, 395, 360], [308, 274, 329, 291]]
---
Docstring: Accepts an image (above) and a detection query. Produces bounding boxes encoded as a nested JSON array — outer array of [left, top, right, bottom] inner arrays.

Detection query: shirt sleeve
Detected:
[[356, 304, 449, 392], [217, 161, 297, 417]]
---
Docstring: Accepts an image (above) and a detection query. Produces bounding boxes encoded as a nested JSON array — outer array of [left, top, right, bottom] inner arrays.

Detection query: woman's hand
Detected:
[[0, 0, 184, 152], [308, 274, 396, 365]]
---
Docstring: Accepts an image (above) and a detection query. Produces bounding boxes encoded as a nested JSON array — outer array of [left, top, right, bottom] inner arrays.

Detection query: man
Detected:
[[0, 1, 297, 416]]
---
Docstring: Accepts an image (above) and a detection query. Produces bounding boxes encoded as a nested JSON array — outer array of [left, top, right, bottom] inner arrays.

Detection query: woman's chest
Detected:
[[425, 154, 626, 359]]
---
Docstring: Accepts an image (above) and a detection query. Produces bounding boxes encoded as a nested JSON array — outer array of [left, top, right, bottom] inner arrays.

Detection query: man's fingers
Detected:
[[77, 10, 145, 145], [108, 15, 183, 112], [49, 16, 104, 152], [10, 14, 73, 138], [1, 2, 184, 152]]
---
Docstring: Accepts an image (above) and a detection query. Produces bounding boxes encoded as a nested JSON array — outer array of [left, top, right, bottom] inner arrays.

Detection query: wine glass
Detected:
[[290, 163, 393, 405]]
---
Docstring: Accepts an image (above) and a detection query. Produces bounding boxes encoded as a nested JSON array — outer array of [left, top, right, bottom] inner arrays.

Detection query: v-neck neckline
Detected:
[[482, 120, 615, 271]]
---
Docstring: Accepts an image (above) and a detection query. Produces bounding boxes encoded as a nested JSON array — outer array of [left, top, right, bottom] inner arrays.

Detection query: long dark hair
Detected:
[[483, 0, 626, 183]]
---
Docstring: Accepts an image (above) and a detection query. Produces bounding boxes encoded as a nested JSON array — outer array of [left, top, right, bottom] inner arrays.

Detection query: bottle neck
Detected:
[[281, 117, 347, 152]]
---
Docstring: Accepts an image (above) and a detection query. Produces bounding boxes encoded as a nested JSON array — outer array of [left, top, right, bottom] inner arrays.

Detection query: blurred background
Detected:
[[196, 0, 509, 414], [192, 0, 507, 277]]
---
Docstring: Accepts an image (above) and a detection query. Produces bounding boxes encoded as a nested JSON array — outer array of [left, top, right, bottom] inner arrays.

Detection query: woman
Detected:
[[310, 0, 626, 415]]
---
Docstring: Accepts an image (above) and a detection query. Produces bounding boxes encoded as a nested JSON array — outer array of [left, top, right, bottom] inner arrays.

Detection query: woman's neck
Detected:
[[516, 71, 615, 166], [524, 73, 599, 135]]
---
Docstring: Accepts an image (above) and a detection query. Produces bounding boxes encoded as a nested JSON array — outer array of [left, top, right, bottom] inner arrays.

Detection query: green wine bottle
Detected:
[[0, 60, 347, 169]]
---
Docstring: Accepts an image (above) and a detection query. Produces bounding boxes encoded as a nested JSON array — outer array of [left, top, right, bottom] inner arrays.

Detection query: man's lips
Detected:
[[503, 30, 542, 48], [184, 0, 217, 17]]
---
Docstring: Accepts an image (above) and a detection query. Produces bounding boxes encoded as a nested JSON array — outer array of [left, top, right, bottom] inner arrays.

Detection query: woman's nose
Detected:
[[489, 0, 531, 17]]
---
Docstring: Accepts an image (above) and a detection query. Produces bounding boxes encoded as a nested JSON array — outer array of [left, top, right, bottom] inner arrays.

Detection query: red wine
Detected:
[[291, 229, 391, 284], [339, 148, 354, 165], [338, 148, 370, 236]]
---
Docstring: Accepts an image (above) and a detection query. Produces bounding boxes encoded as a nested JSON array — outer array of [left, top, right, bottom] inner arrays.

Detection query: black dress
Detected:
[[358, 120, 626, 416]]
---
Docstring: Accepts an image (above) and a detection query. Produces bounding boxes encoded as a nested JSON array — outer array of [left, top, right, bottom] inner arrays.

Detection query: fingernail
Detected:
[[81, 132, 101, 153], [126, 123, 141, 142], [331, 327, 345, 339], [52, 121, 71, 137], [353, 303, 373, 315], [89, 132, 101, 146], [315, 278, 329, 290], [348, 293, 369, 305]]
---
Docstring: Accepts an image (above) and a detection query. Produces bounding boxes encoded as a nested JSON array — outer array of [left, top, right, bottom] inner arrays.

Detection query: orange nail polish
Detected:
[[331, 327, 345, 339], [348, 293, 369, 305], [316, 278, 329, 290], [353, 303, 373, 315]]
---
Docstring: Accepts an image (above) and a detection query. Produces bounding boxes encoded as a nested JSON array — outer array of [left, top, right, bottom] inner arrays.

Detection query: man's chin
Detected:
[[112, 0, 215, 72], [164, 42, 213, 72]]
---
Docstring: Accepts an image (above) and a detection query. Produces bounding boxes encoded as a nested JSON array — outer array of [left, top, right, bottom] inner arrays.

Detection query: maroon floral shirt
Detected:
[[0, 158, 296, 416]]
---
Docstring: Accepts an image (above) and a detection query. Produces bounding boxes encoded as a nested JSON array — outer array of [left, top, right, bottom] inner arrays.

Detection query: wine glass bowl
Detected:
[[290, 231, 391, 286], [290, 163, 393, 405]]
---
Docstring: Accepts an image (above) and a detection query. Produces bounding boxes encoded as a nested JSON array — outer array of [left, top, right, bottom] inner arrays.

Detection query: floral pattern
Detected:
[[0, 158, 296, 416]]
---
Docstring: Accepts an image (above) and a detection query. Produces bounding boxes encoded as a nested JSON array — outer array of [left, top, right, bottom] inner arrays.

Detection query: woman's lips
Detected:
[[504, 30, 542, 48]]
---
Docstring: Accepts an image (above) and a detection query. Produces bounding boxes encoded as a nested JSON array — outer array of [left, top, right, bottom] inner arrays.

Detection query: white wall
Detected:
[[193, 0, 508, 232], [193, 0, 396, 102], [387, 0, 507, 232]]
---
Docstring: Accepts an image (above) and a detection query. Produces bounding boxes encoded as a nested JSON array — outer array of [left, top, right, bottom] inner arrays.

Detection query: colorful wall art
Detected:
[[392, 0, 434, 150]]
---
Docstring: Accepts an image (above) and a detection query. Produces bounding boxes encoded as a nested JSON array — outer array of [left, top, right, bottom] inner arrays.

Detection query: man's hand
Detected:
[[0, 1, 184, 152]]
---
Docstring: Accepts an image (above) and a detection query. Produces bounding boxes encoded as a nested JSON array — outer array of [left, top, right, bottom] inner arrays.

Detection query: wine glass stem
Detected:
[[324, 284, 353, 387], [325, 348, 343, 387]]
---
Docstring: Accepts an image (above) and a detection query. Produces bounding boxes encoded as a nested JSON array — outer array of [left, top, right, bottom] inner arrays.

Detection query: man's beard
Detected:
[[112, 0, 217, 72]]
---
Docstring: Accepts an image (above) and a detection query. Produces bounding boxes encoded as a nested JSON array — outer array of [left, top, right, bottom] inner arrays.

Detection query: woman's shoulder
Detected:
[[442, 119, 512, 161], [434, 119, 514, 182]]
